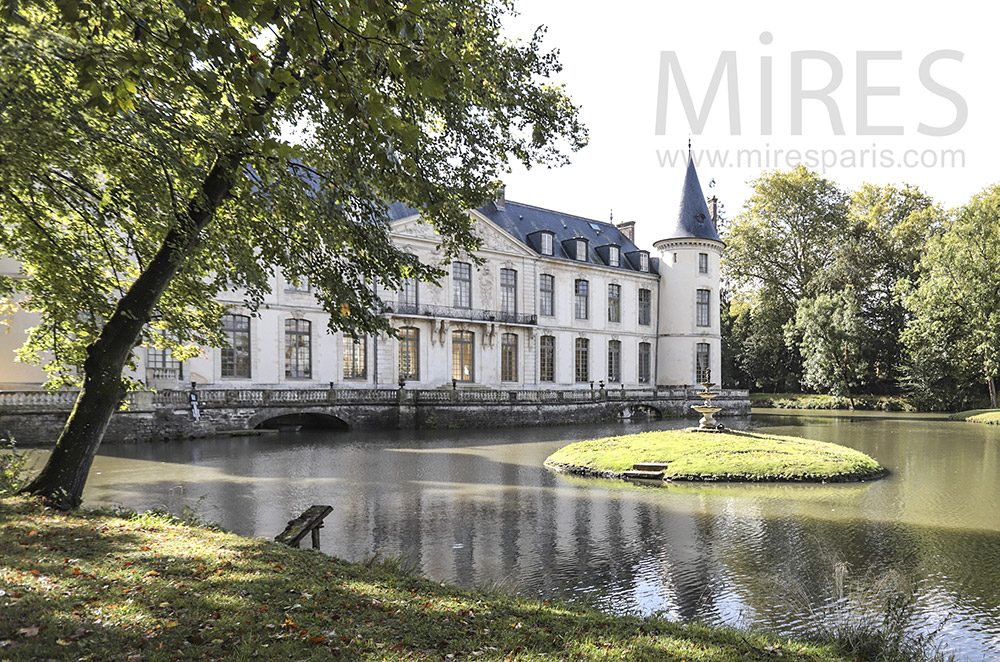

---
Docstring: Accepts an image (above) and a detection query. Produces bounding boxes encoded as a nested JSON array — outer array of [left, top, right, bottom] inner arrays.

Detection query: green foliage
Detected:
[[901, 185, 1000, 409], [0, 439, 33, 495], [724, 166, 849, 306], [787, 288, 868, 402], [751, 393, 916, 412], [0, 0, 587, 388], [1, 496, 855, 661], [545, 429, 884, 482], [722, 171, 946, 398], [949, 409, 1000, 424]]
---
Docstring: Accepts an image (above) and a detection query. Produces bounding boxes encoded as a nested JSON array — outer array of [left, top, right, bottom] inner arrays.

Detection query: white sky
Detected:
[[502, 0, 999, 250]]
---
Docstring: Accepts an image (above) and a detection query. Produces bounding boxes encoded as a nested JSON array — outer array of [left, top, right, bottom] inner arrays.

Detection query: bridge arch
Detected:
[[617, 404, 662, 421], [248, 408, 350, 431]]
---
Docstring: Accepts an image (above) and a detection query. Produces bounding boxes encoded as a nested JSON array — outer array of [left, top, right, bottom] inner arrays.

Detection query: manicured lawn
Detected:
[[0, 496, 855, 662], [949, 409, 1000, 424], [545, 429, 885, 482]]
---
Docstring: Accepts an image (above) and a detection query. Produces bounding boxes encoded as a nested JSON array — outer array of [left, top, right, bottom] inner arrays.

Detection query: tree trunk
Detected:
[[989, 376, 997, 409], [20, 151, 245, 509], [20, 39, 290, 510]]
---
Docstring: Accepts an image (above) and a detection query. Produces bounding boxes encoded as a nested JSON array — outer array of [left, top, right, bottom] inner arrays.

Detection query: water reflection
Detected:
[[78, 414, 1000, 659]]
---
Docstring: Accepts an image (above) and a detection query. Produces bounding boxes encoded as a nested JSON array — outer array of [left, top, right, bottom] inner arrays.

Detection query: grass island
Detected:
[[545, 428, 886, 483]]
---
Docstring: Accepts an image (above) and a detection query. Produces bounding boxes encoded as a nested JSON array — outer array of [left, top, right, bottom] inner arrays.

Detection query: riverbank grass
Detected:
[[545, 429, 884, 482], [949, 409, 1000, 424], [0, 496, 857, 662]]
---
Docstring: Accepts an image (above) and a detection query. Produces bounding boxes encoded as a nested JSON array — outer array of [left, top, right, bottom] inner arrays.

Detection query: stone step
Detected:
[[622, 469, 665, 480], [633, 462, 670, 472]]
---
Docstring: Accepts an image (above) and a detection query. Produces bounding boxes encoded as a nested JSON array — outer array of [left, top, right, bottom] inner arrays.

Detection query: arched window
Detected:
[[284, 319, 311, 379], [575, 338, 589, 382], [399, 327, 420, 381], [344, 337, 367, 380], [452, 330, 474, 382], [501, 332, 518, 382], [607, 340, 621, 382], [539, 335, 555, 382], [221, 314, 251, 378]]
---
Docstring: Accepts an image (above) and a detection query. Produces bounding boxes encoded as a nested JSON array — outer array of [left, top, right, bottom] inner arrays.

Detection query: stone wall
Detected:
[[0, 388, 750, 445]]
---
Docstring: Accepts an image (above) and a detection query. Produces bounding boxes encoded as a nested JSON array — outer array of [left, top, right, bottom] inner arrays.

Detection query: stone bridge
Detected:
[[0, 386, 751, 444]]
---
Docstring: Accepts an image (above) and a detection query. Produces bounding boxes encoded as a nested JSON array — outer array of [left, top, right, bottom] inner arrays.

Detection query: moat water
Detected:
[[53, 411, 1000, 659]]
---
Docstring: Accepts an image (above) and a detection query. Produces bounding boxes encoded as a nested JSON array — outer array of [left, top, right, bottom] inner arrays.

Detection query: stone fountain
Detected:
[[688, 372, 724, 432]]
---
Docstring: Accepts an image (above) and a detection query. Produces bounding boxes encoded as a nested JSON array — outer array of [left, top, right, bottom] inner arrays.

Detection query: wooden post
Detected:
[[275, 505, 333, 549]]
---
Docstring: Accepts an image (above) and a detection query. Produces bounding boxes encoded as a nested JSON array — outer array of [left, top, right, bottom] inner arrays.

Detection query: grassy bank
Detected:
[[545, 429, 884, 482], [750, 393, 916, 412], [949, 409, 1000, 424], [0, 497, 860, 662]]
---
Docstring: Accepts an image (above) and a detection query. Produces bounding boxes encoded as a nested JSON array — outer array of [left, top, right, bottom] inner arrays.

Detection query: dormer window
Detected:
[[640, 252, 649, 272], [608, 246, 620, 267], [575, 239, 587, 261], [540, 233, 553, 256]]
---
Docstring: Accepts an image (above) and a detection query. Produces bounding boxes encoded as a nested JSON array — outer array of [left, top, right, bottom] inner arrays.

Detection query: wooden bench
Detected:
[[275, 505, 333, 550]]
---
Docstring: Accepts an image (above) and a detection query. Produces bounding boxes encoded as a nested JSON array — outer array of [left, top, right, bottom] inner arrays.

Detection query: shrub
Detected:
[[0, 439, 30, 496]]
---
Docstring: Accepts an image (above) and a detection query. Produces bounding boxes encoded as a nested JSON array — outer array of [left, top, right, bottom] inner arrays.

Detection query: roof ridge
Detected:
[[503, 200, 617, 228]]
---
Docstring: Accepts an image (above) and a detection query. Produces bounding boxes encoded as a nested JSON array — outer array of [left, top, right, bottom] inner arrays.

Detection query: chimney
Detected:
[[616, 220, 635, 242], [494, 184, 506, 211], [707, 196, 719, 230]]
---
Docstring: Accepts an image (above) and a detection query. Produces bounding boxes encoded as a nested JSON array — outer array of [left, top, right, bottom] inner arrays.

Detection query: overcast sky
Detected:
[[501, 1, 998, 249]]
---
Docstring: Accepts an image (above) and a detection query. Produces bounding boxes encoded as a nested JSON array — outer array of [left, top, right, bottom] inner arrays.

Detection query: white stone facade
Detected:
[[1, 162, 725, 392]]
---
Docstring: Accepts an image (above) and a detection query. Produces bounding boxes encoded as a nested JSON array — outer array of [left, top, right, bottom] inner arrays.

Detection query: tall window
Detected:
[[696, 342, 711, 383], [574, 279, 589, 320], [574, 338, 589, 382], [638, 289, 651, 326], [698, 253, 709, 275], [539, 274, 554, 317], [539, 335, 555, 382], [501, 333, 518, 382], [608, 284, 621, 323], [696, 289, 711, 327], [639, 252, 649, 272], [399, 327, 420, 380], [575, 239, 587, 261], [284, 319, 311, 379], [453, 262, 471, 308], [400, 256, 418, 308], [540, 233, 554, 256], [452, 330, 475, 382], [638, 342, 651, 383], [500, 268, 517, 314], [148, 346, 182, 380], [221, 314, 251, 378], [343, 337, 367, 380], [607, 339, 621, 382], [608, 246, 620, 267]]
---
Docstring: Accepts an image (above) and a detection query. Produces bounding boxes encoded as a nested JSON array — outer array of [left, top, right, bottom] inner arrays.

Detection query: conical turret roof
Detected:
[[662, 158, 722, 243]]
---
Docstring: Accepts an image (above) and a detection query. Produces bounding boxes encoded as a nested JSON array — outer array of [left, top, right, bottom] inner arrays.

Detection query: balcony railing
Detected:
[[384, 301, 537, 325]]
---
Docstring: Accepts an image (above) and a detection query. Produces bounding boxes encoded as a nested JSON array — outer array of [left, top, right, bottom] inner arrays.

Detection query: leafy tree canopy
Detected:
[[902, 184, 1000, 408], [0, 0, 587, 387], [0, 0, 586, 508]]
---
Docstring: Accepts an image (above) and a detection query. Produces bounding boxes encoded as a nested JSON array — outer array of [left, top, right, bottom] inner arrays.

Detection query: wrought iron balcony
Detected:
[[384, 301, 537, 325]]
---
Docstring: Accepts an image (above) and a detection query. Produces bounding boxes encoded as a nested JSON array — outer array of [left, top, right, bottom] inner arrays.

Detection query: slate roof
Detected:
[[661, 158, 723, 243], [387, 200, 655, 274], [479, 201, 655, 274]]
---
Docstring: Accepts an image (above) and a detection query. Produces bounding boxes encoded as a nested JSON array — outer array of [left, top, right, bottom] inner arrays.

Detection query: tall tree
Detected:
[[724, 166, 849, 307], [721, 167, 848, 389], [786, 288, 868, 407], [902, 185, 1000, 409], [817, 184, 942, 390], [1, 0, 586, 508]]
